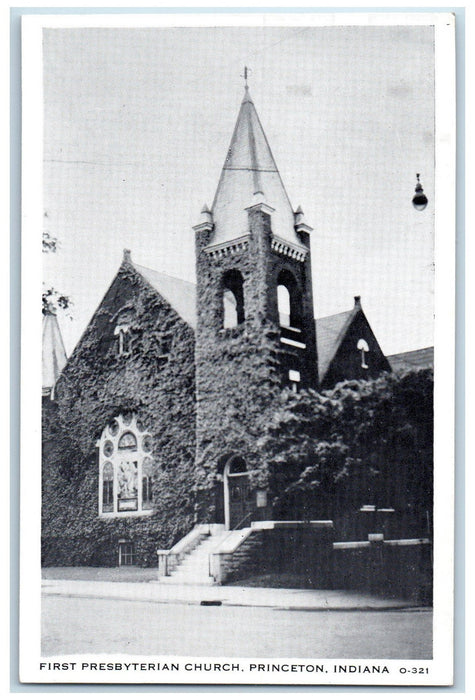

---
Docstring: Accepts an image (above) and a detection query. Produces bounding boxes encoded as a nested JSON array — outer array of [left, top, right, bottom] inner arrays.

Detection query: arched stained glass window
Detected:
[[142, 456, 154, 509], [98, 414, 155, 517], [102, 462, 114, 513]]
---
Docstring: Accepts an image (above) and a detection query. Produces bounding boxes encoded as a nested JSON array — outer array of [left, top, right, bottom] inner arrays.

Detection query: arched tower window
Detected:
[[277, 270, 302, 329], [98, 413, 154, 517], [222, 270, 245, 329], [277, 285, 291, 327]]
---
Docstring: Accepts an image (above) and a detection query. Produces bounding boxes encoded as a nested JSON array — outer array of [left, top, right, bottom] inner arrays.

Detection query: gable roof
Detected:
[[315, 308, 358, 383], [133, 262, 197, 328], [387, 347, 433, 372], [73, 253, 429, 386], [211, 87, 299, 247]]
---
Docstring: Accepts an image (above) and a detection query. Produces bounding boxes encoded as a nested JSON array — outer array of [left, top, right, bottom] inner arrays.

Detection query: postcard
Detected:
[[19, 10, 456, 686]]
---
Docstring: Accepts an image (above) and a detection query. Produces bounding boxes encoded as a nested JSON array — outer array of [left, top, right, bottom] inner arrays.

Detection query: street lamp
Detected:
[[412, 173, 428, 211]]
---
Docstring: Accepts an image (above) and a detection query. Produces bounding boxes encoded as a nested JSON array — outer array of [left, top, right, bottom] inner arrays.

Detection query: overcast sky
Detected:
[[43, 23, 435, 356]]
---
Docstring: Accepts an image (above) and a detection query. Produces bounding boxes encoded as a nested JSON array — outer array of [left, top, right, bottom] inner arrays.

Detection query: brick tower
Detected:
[[194, 86, 317, 527]]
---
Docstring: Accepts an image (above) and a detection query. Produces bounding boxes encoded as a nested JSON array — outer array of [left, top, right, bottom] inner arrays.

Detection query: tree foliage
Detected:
[[42, 228, 72, 315], [258, 369, 433, 532]]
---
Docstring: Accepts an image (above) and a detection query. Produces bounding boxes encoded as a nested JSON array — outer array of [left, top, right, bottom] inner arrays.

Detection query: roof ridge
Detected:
[[316, 308, 355, 323], [133, 262, 195, 287], [387, 346, 433, 357]]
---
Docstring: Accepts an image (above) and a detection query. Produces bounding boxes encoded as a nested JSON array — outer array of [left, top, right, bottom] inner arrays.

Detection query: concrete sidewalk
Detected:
[[41, 578, 424, 611]]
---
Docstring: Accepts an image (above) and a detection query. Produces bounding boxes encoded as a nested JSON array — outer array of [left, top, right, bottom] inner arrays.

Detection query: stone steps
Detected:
[[161, 532, 230, 585]]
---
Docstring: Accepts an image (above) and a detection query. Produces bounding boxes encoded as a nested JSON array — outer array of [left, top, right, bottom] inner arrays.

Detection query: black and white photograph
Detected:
[[19, 10, 456, 686]]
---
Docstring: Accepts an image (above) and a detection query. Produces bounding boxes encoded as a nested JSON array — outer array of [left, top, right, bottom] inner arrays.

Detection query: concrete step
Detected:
[[163, 531, 230, 584]]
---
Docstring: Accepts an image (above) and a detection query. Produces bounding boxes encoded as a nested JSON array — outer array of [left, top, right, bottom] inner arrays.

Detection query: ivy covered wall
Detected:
[[42, 261, 196, 567], [42, 254, 433, 568]]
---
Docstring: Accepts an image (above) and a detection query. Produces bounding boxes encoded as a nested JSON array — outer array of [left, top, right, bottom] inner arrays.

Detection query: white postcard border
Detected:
[[19, 10, 456, 686]]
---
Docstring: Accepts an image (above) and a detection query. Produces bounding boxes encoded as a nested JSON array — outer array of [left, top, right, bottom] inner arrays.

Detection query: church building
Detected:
[[42, 86, 431, 575]]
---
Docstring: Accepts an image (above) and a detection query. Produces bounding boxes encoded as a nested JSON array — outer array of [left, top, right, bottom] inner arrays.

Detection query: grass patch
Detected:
[[42, 566, 157, 583], [227, 572, 319, 589]]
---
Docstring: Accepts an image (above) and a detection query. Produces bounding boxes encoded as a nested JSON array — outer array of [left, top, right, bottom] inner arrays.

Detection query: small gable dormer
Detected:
[[316, 296, 391, 389]]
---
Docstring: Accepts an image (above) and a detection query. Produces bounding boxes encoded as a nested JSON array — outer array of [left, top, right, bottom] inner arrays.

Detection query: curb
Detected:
[[42, 589, 429, 613]]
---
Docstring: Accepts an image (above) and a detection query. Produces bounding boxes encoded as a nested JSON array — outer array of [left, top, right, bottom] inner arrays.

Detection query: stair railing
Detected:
[[232, 511, 253, 531], [208, 514, 255, 581]]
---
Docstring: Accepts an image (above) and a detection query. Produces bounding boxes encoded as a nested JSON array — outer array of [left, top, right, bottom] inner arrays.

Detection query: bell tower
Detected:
[[194, 85, 318, 494]]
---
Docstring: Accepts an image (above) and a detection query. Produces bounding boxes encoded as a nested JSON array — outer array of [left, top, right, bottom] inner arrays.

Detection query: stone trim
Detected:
[[271, 235, 308, 261], [203, 234, 250, 259]]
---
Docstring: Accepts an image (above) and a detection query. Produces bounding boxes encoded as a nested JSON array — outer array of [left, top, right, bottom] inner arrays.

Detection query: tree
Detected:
[[42, 220, 72, 315], [257, 369, 433, 536]]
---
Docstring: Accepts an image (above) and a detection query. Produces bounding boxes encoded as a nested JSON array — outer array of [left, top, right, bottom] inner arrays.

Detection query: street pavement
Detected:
[[42, 577, 424, 611], [42, 579, 432, 658], [42, 594, 432, 658]]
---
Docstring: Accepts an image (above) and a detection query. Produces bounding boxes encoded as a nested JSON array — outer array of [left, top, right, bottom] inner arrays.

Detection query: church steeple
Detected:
[[211, 87, 299, 246], [42, 309, 67, 398], [194, 82, 319, 514]]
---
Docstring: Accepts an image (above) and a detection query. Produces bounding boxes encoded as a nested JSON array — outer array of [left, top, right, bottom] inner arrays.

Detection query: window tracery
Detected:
[[98, 414, 154, 517]]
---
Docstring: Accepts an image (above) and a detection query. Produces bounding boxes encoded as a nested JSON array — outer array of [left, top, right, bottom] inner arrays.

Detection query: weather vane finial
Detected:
[[241, 65, 252, 88]]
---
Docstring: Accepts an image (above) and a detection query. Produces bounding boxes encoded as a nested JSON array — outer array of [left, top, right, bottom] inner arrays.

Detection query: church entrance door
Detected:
[[223, 456, 254, 530]]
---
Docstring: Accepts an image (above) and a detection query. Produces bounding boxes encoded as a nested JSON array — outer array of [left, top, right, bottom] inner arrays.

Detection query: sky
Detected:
[[42, 23, 435, 357]]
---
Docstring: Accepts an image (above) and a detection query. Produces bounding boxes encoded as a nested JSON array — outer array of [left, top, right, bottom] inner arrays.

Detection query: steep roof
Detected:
[[315, 308, 357, 383], [42, 311, 67, 394], [387, 347, 434, 372], [211, 87, 299, 246], [133, 262, 197, 328]]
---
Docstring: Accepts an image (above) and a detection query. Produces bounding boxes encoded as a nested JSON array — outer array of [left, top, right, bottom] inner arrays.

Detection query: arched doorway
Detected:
[[223, 455, 254, 530]]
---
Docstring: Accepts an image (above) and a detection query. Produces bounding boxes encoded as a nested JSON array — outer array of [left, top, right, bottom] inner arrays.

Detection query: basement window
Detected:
[[118, 540, 136, 566]]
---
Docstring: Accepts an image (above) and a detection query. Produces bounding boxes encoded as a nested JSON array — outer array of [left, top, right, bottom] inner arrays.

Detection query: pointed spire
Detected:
[[42, 310, 67, 397], [193, 202, 214, 234], [210, 87, 300, 246], [242, 84, 253, 104], [294, 205, 313, 235]]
